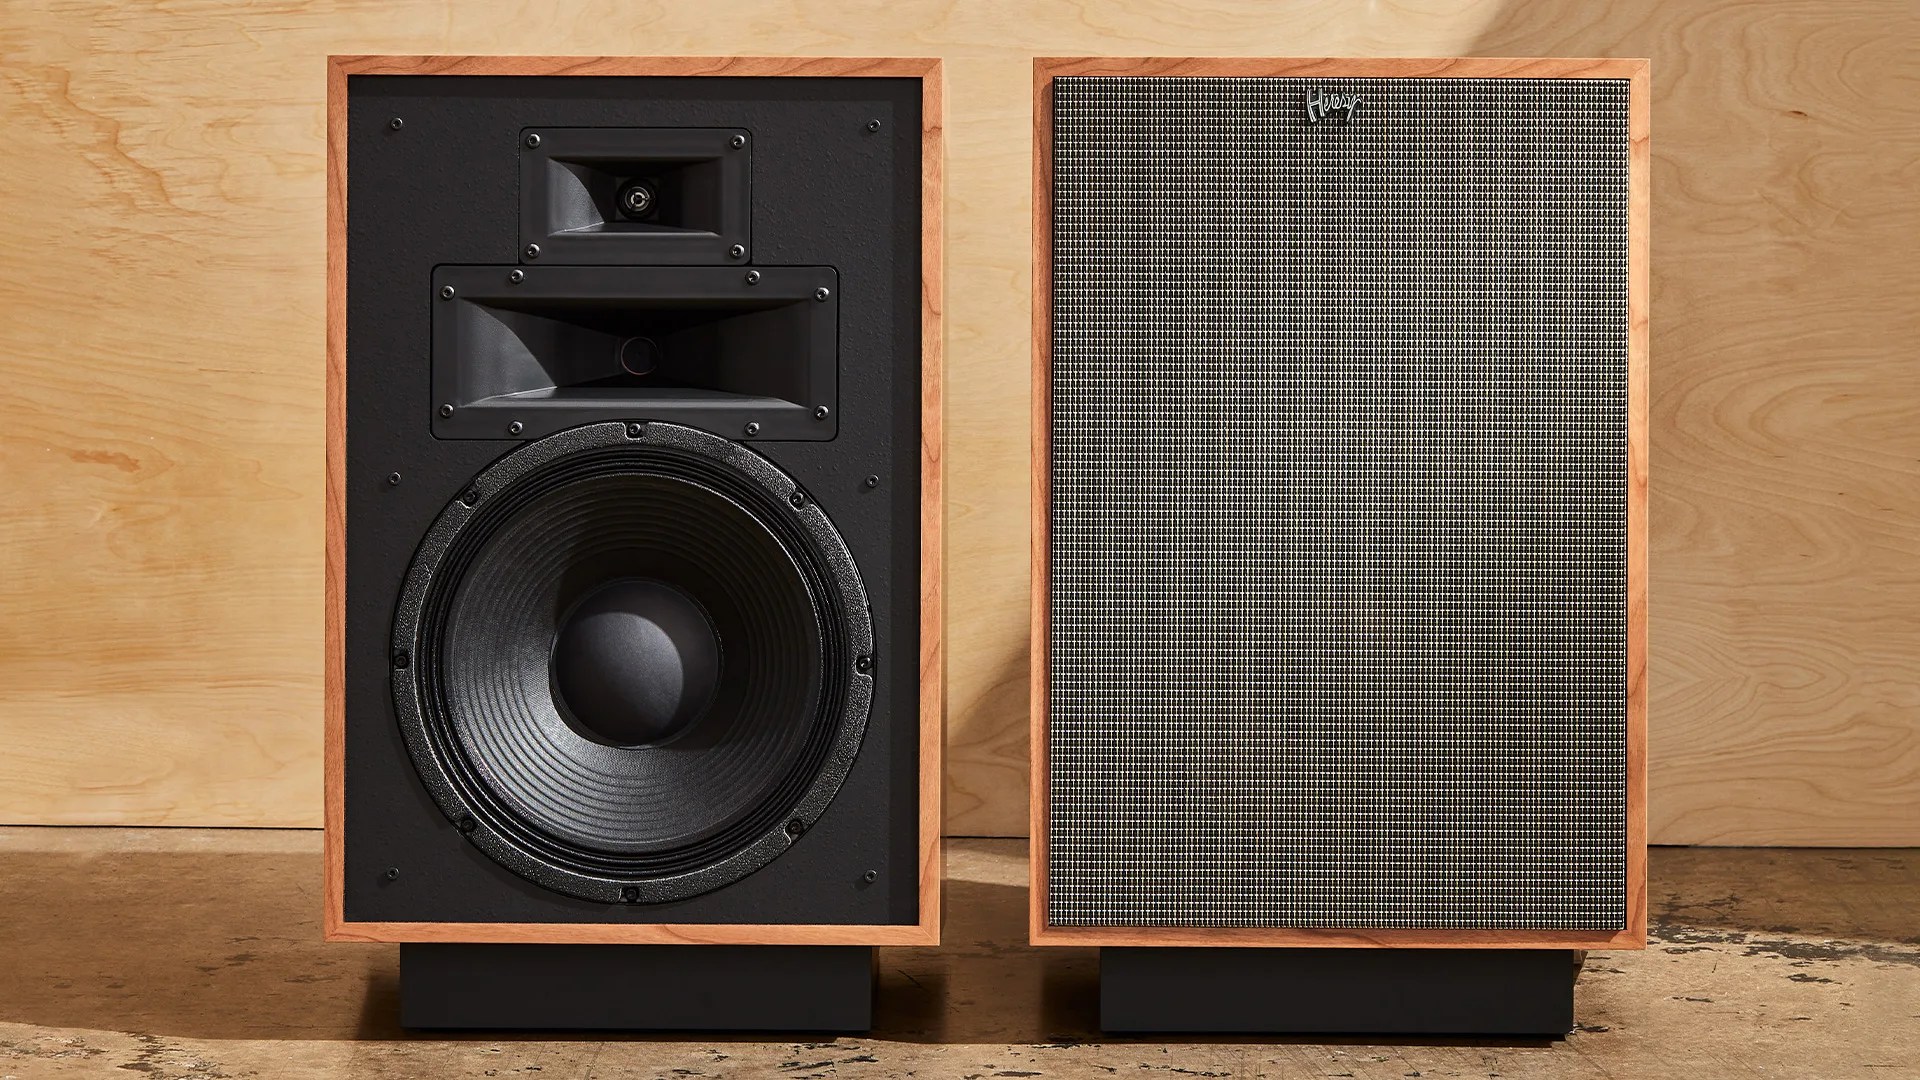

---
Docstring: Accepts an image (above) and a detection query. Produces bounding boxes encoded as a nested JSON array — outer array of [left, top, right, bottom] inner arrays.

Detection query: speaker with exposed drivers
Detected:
[[324, 56, 943, 1032], [1031, 57, 1648, 1035]]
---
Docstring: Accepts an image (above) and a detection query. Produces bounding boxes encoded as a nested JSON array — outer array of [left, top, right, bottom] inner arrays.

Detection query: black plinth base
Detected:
[[400, 943, 874, 1031], [1100, 947, 1579, 1036]]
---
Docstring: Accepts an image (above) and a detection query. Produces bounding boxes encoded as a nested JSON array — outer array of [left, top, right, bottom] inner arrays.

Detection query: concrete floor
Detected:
[[0, 831, 1913, 1078]]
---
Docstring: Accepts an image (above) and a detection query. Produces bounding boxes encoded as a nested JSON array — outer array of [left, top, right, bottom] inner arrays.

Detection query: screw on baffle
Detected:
[[508, 269, 525, 284], [862, 870, 878, 883], [865, 119, 881, 133], [384, 867, 400, 881], [386, 472, 402, 486], [388, 117, 404, 131], [745, 270, 761, 285], [744, 422, 761, 436], [507, 421, 523, 435], [863, 475, 879, 489]]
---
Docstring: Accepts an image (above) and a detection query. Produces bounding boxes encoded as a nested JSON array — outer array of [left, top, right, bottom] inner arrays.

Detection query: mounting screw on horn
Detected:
[[439, 403, 455, 418], [729, 133, 746, 149], [439, 285, 455, 300], [814, 287, 831, 302], [523, 243, 541, 260], [524, 132, 541, 148]]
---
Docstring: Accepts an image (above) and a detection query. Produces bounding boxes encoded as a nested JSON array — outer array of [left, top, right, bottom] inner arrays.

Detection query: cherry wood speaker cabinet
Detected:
[[325, 56, 943, 1030], [1031, 57, 1647, 1035]]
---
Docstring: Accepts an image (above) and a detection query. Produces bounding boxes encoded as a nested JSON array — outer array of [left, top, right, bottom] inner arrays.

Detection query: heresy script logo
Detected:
[[1305, 88, 1363, 125]]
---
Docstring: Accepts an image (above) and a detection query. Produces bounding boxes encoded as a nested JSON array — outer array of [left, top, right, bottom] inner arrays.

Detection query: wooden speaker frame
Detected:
[[325, 55, 944, 946], [1028, 56, 1648, 950]]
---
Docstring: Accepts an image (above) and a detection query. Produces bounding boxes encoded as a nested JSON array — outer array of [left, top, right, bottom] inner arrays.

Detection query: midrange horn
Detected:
[[391, 421, 873, 904]]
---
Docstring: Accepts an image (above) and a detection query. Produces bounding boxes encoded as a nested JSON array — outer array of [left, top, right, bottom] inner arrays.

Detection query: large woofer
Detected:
[[392, 421, 872, 904]]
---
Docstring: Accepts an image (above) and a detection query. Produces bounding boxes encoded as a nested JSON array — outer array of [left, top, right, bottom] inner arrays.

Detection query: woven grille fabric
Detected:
[[1047, 75, 1630, 929]]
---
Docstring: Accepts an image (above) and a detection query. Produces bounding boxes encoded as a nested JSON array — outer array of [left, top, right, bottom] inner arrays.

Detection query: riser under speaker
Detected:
[[1031, 57, 1648, 1035], [325, 56, 943, 1031]]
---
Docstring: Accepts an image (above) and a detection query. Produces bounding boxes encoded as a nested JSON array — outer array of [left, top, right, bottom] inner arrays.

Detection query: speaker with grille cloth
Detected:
[[324, 56, 943, 1031], [1031, 57, 1648, 1035]]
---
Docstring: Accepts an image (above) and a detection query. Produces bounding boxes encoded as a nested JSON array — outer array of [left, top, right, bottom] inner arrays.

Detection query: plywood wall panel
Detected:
[[1, 0, 1914, 842]]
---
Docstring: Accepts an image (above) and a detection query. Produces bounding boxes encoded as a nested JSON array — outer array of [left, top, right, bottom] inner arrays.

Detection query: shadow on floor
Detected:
[[1, 838, 1912, 1045], [0, 843, 383, 1040], [0, 839, 1090, 1043], [1646, 848, 1920, 946]]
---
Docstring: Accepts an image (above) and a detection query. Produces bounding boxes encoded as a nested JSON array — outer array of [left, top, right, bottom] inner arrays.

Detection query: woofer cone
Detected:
[[392, 421, 873, 904]]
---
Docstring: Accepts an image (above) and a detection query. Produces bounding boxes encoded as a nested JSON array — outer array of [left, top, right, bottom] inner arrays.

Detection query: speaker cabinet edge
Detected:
[[324, 54, 944, 948], [1026, 55, 1648, 951]]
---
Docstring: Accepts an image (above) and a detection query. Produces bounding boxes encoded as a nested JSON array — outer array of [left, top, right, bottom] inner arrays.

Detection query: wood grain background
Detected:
[[3, 0, 1915, 843]]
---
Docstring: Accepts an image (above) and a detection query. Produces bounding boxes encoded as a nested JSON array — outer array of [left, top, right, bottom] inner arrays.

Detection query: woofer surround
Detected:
[[392, 421, 873, 905]]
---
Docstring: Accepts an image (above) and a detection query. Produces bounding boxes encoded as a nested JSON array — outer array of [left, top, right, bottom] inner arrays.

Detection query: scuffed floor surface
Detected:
[[0, 831, 1914, 1078]]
